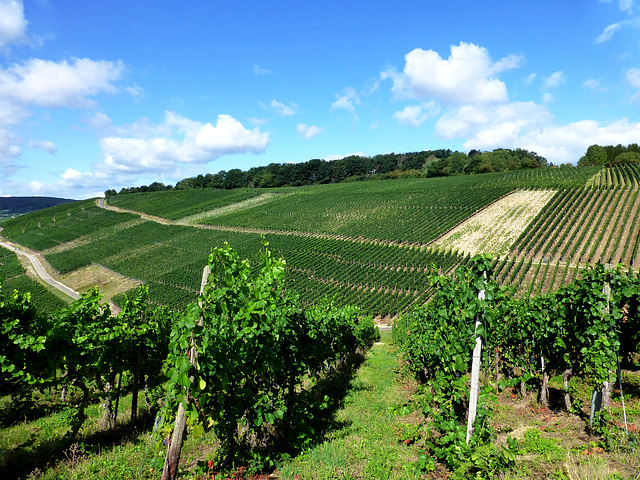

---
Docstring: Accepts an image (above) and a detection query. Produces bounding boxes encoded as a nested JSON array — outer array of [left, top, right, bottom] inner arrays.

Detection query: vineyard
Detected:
[[3, 163, 640, 478], [2, 164, 635, 318], [0, 246, 69, 314], [107, 188, 266, 221]]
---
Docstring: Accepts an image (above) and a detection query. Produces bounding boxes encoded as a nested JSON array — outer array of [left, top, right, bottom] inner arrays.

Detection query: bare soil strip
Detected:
[[431, 190, 556, 256], [175, 192, 294, 225]]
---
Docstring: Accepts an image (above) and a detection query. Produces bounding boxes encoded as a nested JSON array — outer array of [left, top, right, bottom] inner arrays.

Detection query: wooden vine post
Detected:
[[466, 280, 485, 445], [162, 265, 211, 480], [590, 263, 613, 426]]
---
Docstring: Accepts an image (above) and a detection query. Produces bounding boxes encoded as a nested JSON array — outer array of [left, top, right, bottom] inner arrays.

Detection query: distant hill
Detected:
[[0, 196, 76, 219]]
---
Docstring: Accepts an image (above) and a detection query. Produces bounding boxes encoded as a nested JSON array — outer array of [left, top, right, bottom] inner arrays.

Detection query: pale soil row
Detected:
[[99, 198, 437, 251], [431, 190, 556, 256], [175, 192, 295, 225], [41, 218, 146, 256], [97, 202, 175, 225]]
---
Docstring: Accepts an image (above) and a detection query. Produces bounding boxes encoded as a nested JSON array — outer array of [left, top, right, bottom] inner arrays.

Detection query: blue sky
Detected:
[[1, 0, 640, 198]]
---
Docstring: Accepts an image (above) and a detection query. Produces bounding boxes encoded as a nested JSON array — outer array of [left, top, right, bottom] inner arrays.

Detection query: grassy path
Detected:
[[277, 330, 423, 480]]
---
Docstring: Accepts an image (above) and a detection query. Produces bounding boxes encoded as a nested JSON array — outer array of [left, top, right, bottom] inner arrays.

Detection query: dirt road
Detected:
[[0, 239, 81, 300]]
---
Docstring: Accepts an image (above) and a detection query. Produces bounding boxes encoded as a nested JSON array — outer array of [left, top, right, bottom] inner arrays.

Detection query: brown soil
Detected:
[[60, 265, 142, 305]]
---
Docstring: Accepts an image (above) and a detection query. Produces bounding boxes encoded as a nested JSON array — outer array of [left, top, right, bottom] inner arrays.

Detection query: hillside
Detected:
[[3, 164, 638, 317], [0, 196, 75, 220]]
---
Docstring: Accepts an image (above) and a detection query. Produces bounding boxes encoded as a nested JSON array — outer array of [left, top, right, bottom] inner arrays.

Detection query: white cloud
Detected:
[[99, 112, 269, 174], [29, 139, 57, 154], [583, 78, 601, 90], [596, 23, 623, 43], [627, 68, 640, 102], [436, 101, 553, 149], [0, 0, 27, 48], [627, 68, 640, 87], [520, 119, 640, 163], [86, 112, 113, 129], [542, 92, 554, 104], [323, 152, 367, 161], [393, 101, 439, 127], [270, 99, 295, 116], [543, 71, 566, 90], [253, 64, 271, 75], [248, 116, 268, 125], [523, 73, 536, 85], [296, 123, 323, 139], [0, 57, 125, 174], [436, 97, 640, 164], [331, 87, 360, 118], [600, 0, 635, 13], [382, 42, 523, 105], [125, 84, 144, 97], [0, 58, 125, 108]]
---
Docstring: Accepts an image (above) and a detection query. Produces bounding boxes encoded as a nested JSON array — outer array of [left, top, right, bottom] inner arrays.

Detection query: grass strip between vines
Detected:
[[277, 330, 424, 480]]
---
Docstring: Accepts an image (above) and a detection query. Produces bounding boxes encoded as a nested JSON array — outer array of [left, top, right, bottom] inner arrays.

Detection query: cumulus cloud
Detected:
[[99, 112, 269, 174], [595, 23, 623, 43], [519, 119, 640, 164], [543, 71, 566, 90], [270, 99, 295, 116], [29, 139, 57, 154], [600, 0, 635, 13], [0, 57, 126, 174], [0, 0, 27, 48], [331, 87, 360, 118], [436, 101, 553, 149], [323, 152, 367, 161], [627, 68, 640, 102], [583, 78, 602, 90], [253, 64, 271, 75], [382, 42, 523, 105], [0, 58, 125, 108], [393, 101, 439, 127], [296, 123, 323, 139], [436, 96, 640, 164], [86, 112, 113, 129], [618, 0, 635, 13]]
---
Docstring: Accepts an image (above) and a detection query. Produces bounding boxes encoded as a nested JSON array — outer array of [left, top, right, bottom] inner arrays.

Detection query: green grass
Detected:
[[0, 330, 424, 480], [278, 330, 424, 479]]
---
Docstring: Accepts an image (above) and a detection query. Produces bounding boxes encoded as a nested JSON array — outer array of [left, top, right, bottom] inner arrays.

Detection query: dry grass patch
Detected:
[[432, 190, 556, 256], [176, 192, 293, 225], [60, 264, 142, 302]]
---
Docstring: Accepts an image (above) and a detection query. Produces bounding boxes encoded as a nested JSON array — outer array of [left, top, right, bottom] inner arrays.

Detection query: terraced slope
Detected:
[[3, 166, 629, 316]]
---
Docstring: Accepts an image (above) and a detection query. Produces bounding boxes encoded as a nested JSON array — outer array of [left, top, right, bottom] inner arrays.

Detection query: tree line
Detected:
[[105, 147, 548, 197], [578, 143, 640, 166]]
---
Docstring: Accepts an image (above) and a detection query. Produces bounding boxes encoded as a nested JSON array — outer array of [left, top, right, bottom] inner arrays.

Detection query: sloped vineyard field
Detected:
[[0, 165, 618, 315], [107, 188, 265, 220], [0, 246, 69, 314], [194, 169, 598, 243]]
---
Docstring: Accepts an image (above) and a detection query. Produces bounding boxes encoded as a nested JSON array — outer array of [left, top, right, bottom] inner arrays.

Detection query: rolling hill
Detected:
[[3, 163, 639, 318]]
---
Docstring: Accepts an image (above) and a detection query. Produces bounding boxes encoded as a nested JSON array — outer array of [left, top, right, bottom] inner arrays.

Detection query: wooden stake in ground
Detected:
[[591, 263, 613, 426], [466, 285, 485, 445], [162, 265, 210, 480]]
